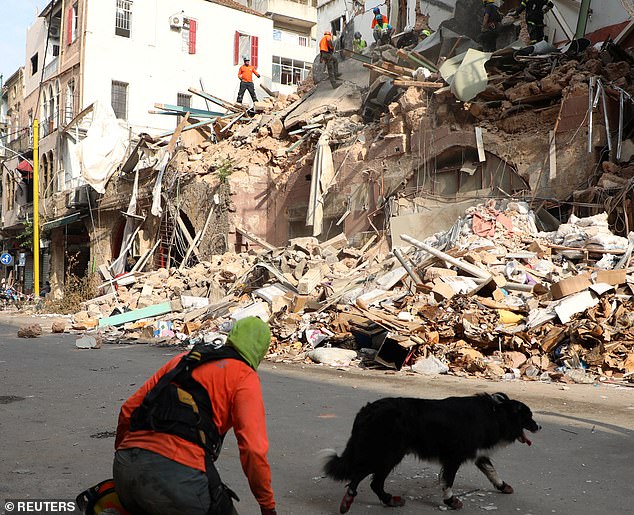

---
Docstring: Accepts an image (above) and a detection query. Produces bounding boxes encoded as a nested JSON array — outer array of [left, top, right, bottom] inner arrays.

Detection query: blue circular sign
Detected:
[[0, 253, 13, 266]]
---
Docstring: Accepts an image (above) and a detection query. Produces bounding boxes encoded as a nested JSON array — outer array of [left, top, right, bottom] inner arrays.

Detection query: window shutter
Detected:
[[67, 8, 73, 45], [188, 19, 197, 54], [251, 36, 259, 68], [234, 31, 240, 65]]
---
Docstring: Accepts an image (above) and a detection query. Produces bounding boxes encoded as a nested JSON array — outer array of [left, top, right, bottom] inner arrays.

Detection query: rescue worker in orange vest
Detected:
[[319, 31, 341, 88], [236, 56, 260, 104]]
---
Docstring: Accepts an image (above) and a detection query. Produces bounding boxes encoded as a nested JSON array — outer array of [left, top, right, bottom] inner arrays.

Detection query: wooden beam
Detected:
[[188, 88, 245, 113], [179, 205, 215, 270], [362, 63, 401, 78], [167, 112, 190, 153], [98, 301, 181, 328], [393, 80, 444, 88], [236, 226, 277, 251]]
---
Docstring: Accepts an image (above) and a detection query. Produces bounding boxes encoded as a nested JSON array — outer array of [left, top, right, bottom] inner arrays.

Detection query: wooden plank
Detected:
[[236, 226, 277, 251], [188, 88, 245, 113], [179, 205, 215, 270], [393, 80, 444, 88], [297, 267, 324, 295], [98, 264, 115, 294], [319, 232, 348, 250], [362, 63, 401, 78], [98, 301, 180, 328], [475, 126, 486, 162], [379, 61, 415, 75], [167, 112, 190, 153], [549, 130, 557, 180], [175, 214, 201, 260]]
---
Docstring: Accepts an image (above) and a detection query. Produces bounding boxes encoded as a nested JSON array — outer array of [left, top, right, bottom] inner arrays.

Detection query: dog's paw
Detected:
[[339, 489, 356, 514], [497, 482, 514, 494], [443, 496, 463, 510], [384, 495, 406, 507]]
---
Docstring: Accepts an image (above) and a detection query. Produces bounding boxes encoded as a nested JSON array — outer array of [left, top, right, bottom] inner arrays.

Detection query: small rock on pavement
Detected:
[[75, 334, 102, 349], [51, 321, 67, 333], [17, 324, 43, 338]]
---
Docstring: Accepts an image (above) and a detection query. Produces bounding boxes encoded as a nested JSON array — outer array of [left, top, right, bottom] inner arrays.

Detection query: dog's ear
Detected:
[[491, 393, 509, 404]]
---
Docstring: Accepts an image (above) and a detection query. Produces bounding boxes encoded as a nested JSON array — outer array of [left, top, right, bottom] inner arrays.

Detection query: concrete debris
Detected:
[[51, 321, 67, 333], [17, 324, 43, 338], [68, 199, 634, 385]]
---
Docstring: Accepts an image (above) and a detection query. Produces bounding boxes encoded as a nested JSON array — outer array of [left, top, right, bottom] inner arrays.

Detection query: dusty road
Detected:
[[1, 316, 633, 514]]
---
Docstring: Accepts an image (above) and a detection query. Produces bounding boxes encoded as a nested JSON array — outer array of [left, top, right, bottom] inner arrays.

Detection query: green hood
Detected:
[[227, 317, 271, 369]]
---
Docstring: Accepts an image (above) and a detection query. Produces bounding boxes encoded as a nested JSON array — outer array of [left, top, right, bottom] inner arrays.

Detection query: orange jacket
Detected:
[[372, 14, 389, 28], [238, 64, 260, 82], [319, 34, 333, 53], [115, 353, 275, 510]]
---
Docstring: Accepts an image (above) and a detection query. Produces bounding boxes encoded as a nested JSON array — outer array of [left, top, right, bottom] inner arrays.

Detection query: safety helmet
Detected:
[[354, 32, 362, 39], [422, 29, 431, 37], [373, 7, 381, 14], [243, 56, 250, 62], [324, 30, 332, 35], [375, 14, 383, 22]]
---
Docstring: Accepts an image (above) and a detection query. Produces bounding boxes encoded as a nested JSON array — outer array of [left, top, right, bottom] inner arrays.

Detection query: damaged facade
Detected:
[[2, 0, 634, 383]]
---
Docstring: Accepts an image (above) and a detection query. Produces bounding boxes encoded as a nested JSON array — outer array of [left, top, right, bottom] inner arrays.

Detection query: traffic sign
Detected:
[[0, 253, 13, 266]]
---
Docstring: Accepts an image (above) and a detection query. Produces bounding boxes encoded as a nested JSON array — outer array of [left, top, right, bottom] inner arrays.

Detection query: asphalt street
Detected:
[[1, 320, 633, 514]]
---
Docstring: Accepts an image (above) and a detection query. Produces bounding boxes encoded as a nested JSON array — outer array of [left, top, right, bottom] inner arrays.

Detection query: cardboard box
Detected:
[[550, 275, 591, 300], [595, 269, 627, 286]]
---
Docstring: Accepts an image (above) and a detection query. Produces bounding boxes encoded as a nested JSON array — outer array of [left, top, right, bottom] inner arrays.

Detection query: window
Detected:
[[298, 35, 308, 47], [330, 16, 344, 36], [273, 30, 281, 41], [31, 53, 39, 75], [52, 44, 60, 57], [176, 93, 191, 124], [65, 80, 75, 124], [111, 80, 128, 120], [181, 18, 197, 54], [115, 0, 133, 38], [67, 3, 78, 44], [233, 32, 258, 67], [272, 56, 312, 85]]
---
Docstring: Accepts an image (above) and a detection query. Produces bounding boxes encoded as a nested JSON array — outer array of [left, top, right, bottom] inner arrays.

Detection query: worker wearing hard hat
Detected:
[[353, 32, 368, 53], [236, 56, 260, 104], [373, 14, 394, 45], [319, 31, 342, 88]]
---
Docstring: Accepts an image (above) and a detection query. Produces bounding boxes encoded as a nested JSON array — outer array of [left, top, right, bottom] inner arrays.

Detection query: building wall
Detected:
[[81, 0, 273, 135]]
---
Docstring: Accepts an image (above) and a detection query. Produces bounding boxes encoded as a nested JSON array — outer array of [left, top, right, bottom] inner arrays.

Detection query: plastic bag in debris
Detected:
[[594, 253, 619, 270], [570, 212, 609, 228], [411, 355, 449, 375], [306, 348, 358, 366], [587, 233, 629, 250], [505, 260, 528, 284]]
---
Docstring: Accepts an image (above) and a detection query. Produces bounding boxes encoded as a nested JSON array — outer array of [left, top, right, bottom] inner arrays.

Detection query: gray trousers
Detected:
[[114, 448, 238, 515]]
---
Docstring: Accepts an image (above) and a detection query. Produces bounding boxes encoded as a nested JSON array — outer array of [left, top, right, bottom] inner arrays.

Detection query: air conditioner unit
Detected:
[[66, 186, 90, 208], [170, 14, 183, 29], [50, 26, 60, 38]]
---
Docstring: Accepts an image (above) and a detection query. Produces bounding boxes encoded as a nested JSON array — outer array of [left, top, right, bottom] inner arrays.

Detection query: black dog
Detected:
[[323, 393, 540, 512]]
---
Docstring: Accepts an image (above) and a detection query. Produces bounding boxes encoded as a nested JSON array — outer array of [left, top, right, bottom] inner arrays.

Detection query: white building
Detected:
[[241, 0, 318, 94]]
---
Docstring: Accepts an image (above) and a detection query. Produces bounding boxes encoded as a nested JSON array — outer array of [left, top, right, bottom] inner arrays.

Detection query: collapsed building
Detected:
[[28, 2, 634, 384]]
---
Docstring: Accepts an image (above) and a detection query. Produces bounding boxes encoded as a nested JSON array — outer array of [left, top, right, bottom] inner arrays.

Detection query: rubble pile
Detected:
[[73, 200, 634, 386]]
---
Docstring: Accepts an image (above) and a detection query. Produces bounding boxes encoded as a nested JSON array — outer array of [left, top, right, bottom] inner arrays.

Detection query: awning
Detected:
[[42, 213, 82, 232], [17, 160, 33, 173]]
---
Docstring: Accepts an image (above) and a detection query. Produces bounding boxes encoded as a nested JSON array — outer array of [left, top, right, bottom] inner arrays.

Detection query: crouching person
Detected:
[[113, 317, 277, 515]]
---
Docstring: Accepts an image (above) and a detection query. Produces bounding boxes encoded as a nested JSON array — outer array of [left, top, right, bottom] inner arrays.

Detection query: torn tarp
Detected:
[[306, 131, 335, 237], [76, 101, 130, 193], [440, 48, 492, 102]]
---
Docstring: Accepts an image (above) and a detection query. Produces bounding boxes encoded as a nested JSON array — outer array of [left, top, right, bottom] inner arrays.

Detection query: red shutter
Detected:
[[67, 8, 73, 45], [234, 31, 240, 65], [188, 19, 197, 54], [250, 36, 259, 68]]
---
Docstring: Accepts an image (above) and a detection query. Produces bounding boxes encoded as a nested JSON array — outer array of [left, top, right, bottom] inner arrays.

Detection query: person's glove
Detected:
[[260, 508, 277, 515]]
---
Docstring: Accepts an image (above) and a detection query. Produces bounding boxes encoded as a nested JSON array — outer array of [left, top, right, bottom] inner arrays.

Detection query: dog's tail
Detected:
[[320, 448, 352, 481]]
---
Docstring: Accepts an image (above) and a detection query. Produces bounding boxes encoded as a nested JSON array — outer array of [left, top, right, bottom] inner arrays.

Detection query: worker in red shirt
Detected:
[[113, 317, 277, 515], [319, 31, 341, 88], [236, 56, 260, 104]]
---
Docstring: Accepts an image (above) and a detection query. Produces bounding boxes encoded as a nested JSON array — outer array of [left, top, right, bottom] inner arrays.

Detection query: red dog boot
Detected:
[[339, 487, 357, 514], [497, 482, 514, 494], [385, 495, 406, 507], [443, 496, 463, 510]]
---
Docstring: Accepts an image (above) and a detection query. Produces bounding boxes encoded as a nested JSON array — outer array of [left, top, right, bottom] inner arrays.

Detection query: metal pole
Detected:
[[393, 248, 422, 285], [33, 119, 40, 297], [574, 0, 592, 40]]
